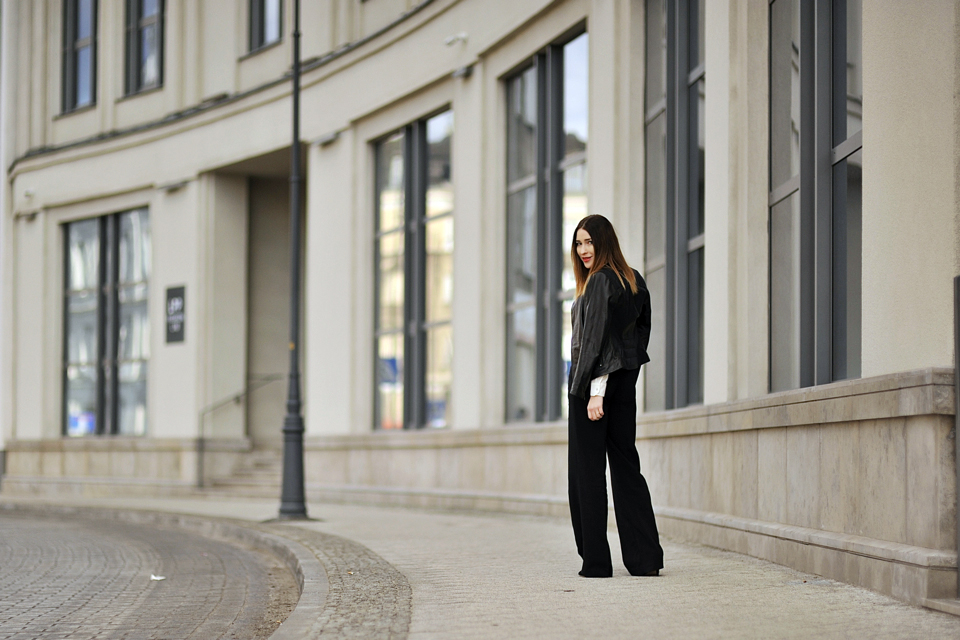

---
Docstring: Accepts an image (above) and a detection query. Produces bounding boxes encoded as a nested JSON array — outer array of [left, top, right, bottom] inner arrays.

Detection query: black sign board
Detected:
[[166, 286, 186, 343]]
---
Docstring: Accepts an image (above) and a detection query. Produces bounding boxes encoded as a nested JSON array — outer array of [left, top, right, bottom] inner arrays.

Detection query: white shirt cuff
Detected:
[[590, 375, 608, 397]]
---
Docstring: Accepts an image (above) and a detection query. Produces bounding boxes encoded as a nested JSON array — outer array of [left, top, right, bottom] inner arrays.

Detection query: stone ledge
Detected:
[[656, 505, 957, 569], [923, 598, 960, 616], [1, 475, 198, 495], [638, 367, 954, 438], [305, 424, 568, 451], [4, 437, 251, 453], [656, 508, 958, 606], [300, 368, 953, 450]]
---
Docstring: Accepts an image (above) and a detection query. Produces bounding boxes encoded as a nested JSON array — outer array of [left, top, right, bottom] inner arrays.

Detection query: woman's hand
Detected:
[[587, 395, 604, 421]]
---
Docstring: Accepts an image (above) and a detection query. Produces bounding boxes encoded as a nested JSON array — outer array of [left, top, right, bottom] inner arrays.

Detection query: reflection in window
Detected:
[[63, 0, 98, 111], [643, 0, 704, 410], [375, 111, 454, 429], [832, 0, 862, 381], [250, 0, 282, 51], [64, 209, 150, 436], [768, 0, 862, 390], [506, 31, 588, 423], [125, 0, 164, 94]]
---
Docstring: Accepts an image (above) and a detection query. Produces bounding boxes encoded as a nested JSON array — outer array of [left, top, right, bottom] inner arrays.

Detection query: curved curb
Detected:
[[0, 502, 327, 639]]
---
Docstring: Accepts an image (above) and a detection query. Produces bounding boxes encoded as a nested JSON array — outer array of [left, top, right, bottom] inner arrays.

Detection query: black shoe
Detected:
[[578, 569, 613, 578], [628, 567, 661, 577]]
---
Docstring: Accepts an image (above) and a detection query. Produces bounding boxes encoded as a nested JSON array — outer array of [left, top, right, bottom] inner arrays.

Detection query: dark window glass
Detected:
[[768, 0, 862, 390], [832, 148, 862, 381], [690, 79, 705, 238], [507, 67, 538, 187], [645, 0, 666, 109], [250, 0, 282, 51], [644, 267, 666, 412], [374, 111, 454, 430], [125, 0, 163, 94], [643, 0, 704, 410], [75, 47, 93, 107], [505, 31, 588, 423], [769, 191, 801, 392], [77, 0, 93, 39], [644, 114, 666, 265], [687, 246, 704, 402], [842, 0, 862, 141], [769, 0, 800, 190], [64, 209, 150, 437], [63, 0, 98, 112], [694, 0, 705, 69]]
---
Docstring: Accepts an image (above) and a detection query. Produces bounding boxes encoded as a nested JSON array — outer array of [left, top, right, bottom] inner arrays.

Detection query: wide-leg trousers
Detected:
[[568, 367, 664, 576]]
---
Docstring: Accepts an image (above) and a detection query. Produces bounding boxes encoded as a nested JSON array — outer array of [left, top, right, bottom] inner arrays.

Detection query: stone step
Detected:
[[198, 449, 283, 499], [925, 599, 960, 617]]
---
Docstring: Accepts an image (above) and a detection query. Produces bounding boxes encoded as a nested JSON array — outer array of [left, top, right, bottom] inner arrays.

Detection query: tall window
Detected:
[[374, 111, 454, 430], [250, 0, 282, 51], [64, 209, 151, 436], [643, 0, 705, 411], [62, 0, 97, 112], [769, 0, 861, 391], [505, 31, 588, 423], [125, 0, 164, 94]]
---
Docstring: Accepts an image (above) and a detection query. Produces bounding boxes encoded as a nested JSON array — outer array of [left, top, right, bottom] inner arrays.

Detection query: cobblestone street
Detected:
[[0, 511, 297, 640]]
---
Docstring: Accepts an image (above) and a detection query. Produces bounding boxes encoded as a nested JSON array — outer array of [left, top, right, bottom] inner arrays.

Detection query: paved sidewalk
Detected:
[[4, 495, 960, 639], [0, 509, 297, 640]]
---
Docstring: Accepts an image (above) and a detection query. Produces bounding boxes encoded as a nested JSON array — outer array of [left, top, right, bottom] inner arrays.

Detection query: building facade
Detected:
[[1, 0, 959, 608]]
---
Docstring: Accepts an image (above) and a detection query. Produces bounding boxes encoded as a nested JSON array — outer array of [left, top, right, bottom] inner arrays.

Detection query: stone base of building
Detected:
[[655, 505, 957, 606], [0, 437, 251, 496], [299, 367, 958, 608]]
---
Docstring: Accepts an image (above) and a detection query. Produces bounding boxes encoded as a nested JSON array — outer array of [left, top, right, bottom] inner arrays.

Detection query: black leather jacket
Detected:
[[568, 267, 651, 399]]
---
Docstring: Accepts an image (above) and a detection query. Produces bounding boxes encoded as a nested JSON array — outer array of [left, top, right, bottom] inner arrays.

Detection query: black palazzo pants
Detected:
[[568, 367, 664, 577]]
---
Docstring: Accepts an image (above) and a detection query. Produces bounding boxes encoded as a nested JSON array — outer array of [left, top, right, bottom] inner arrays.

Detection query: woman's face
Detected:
[[576, 228, 594, 269]]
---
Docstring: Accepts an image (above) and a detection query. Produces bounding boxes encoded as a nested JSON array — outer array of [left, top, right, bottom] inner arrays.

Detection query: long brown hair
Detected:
[[571, 214, 638, 298]]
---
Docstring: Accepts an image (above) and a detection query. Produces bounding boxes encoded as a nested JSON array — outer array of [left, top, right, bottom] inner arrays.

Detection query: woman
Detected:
[[567, 214, 664, 578]]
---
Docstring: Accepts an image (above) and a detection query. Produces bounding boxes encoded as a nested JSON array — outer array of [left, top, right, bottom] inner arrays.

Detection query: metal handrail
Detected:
[[196, 374, 284, 488]]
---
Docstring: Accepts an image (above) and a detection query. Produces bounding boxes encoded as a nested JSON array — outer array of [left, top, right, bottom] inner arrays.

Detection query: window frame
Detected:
[[61, 0, 98, 113], [643, 0, 705, 411], [373, 109, 454, 430], [62, 209, 151, 437], [249, 0, 283, 52], [124, 0, 165, 95], [767, 0, 862, 391], [504, 27, 588, 424]]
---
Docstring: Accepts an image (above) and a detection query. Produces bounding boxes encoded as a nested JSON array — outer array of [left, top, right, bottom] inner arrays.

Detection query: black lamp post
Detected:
[[279, 0, 307, 520]]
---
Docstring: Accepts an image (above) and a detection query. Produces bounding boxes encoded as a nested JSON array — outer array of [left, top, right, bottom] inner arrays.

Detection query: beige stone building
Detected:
[[2, 0, 960, 610]]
